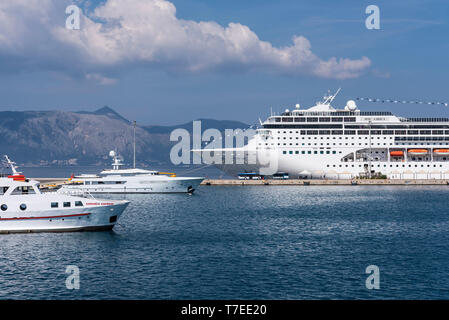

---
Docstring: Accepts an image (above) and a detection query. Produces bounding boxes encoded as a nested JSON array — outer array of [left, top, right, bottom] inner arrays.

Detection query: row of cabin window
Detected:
[[291, 130, 449, 135], [0, 201, 84, 211], [51, 201, 83, 208], [279, 111, 391, 117], [276, 136, 391, 140], [267, 124, 449, 132], [267, 143, 449, 148], [0, 186, 36, 195], [84, 181, 125, 185], [395, 136, 449, 141], [272, 123, 449, 129], [282, 150, 340, 155], [274, 117, 357, 123], [276, 129, 449, 134], [326, 164, 444, 168]]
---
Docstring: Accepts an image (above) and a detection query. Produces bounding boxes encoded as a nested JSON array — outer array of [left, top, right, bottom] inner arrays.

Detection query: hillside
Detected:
[[0, 107, 248, 166]]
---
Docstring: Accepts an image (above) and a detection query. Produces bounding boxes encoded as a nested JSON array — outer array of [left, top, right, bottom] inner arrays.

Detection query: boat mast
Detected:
[[4, 155, 20, 175], [133, 120, 136, 169]]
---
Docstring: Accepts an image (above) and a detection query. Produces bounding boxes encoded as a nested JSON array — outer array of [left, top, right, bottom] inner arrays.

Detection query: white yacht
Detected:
[[0, 156, 129, 233], [58, 151, 204, 194], [199, 89, 449, 180]]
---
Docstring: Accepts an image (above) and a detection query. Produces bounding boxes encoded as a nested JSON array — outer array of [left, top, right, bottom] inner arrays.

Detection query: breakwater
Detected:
[[201, 179, 449, 185]]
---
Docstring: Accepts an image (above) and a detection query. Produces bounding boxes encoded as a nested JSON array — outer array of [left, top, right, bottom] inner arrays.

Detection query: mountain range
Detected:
[[0, 106, 248, 166]]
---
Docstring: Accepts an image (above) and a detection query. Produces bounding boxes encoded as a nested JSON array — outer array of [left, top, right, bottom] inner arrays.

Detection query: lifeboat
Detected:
[[390, 151, 404, 157], [433, 149, 449, 155], [407, 149, 428, 155]]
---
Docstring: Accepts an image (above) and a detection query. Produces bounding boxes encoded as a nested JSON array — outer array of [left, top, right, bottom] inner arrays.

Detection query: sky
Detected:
[[0, 0, 448, 125]]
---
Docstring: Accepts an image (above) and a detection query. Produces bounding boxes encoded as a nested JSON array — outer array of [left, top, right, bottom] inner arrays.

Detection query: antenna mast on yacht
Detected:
[[4, 155, 21, 175], [133, 120, 136, 169]]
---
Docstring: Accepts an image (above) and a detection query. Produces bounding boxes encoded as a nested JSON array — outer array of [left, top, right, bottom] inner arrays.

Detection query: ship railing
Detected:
[[400, 117, 449, 122], [56, 188, 98, 200]]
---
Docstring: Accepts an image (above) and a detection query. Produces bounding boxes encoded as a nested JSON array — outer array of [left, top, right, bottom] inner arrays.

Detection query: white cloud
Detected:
[[85, 73, 117, 85], [0, 0, 371, 82]]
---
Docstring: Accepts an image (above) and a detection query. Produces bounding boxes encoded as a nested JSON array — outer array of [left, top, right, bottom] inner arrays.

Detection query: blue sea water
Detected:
[[2, 185, 449, 299]]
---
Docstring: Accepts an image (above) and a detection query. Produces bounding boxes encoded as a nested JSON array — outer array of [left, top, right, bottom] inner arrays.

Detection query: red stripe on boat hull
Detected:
[[0, 213, 90, 221]]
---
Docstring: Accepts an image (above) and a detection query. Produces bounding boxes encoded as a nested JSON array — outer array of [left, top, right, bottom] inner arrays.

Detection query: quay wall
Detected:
[[33, 178, 449, 187], [200, 179, 449, 185]]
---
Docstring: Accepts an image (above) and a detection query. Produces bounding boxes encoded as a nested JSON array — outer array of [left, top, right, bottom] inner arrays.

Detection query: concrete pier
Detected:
[[200, 179, 449, 186], [32, 177, 449, 187]]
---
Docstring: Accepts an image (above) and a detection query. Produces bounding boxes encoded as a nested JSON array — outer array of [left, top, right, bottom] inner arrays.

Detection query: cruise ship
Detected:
[[206, 90, 449, 179]]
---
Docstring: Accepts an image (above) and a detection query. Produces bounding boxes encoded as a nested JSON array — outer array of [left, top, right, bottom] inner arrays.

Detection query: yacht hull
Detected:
[[60, 177, 204, 194], [0, 202, 129, 233]]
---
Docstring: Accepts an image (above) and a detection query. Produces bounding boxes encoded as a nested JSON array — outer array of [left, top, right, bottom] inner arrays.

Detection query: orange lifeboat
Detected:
[[390, 151, 404, 157], [408, 149, 428, 155], [434, 149, 449, 155]]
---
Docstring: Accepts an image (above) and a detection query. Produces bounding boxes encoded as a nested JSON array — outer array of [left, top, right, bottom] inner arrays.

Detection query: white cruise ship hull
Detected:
[[0, 202, 129, 234], [216, 148, 449, 179]]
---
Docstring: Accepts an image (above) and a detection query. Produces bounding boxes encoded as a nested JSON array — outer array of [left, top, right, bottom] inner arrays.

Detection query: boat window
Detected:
[[63, 202, 71, 208], [0, 186, 9, 195], [20, 203, 27, 211], [1, 204, 7, 211], [11, 186, 36, 195], [75, 201, 83, 207], [51, 202, 58, 208]]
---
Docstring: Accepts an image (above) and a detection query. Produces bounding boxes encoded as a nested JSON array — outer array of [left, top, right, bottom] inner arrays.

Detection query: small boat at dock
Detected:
[[0, 156, 129, 233], [58, 151, 204, 194]]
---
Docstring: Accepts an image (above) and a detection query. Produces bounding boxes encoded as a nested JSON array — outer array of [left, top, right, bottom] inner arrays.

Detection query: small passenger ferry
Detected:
[[0, 156, 129, 233]]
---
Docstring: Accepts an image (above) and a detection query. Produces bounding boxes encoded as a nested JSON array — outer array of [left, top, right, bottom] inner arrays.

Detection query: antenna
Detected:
[[133, 120, 136, 169], [321, 88, 341, 105], [4, 155, 20, 175], [328, 88, 341, 104]]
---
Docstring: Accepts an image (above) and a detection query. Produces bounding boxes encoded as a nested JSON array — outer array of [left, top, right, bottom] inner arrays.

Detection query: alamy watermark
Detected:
[[65, 265, 80, 290], [365, 5, 380, 30], [169, 120, 278, 175], [65, 5, 80, 30], [365, 265, 380, 290]]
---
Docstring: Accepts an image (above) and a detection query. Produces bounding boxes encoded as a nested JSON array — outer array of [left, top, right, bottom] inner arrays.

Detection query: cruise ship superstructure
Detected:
[[211, 90, 449, 179]]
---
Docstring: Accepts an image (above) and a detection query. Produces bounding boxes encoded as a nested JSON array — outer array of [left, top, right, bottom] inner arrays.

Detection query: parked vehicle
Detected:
[[272, 172, 289, 180], [238, 173, 264, 180]]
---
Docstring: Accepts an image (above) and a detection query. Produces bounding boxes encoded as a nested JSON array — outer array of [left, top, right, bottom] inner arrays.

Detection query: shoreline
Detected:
[[32, 178, 449, 186], [201, 179, 449, 185]]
